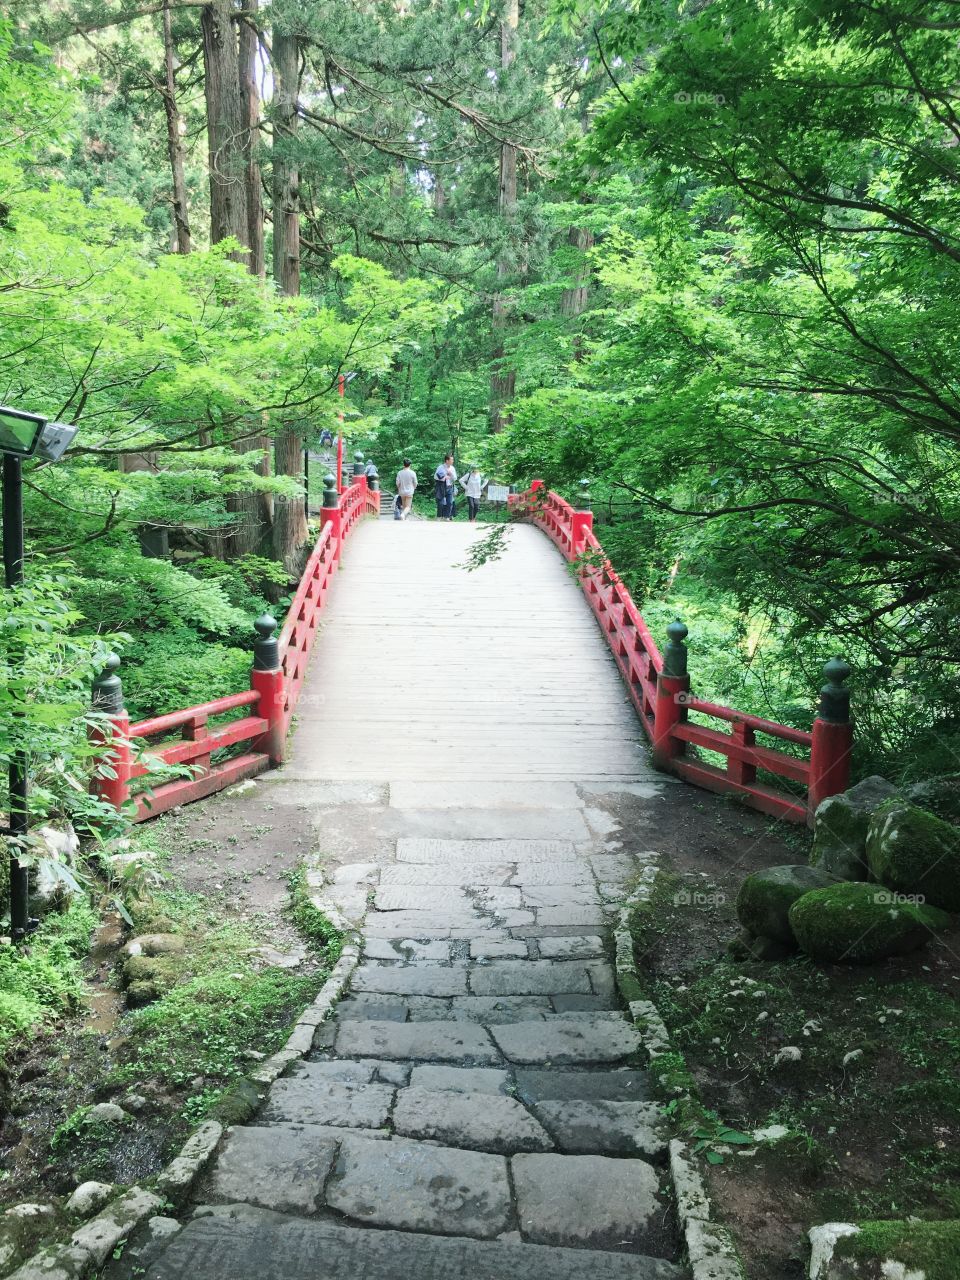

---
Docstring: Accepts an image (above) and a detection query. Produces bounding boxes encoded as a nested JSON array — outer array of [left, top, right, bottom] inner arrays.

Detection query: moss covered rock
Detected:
[[866, 798, 960, 912], [814, 1217, 960, 1279], [811, 776, 897, 881], [789, 881, 950, 964], [905, 773, 960, 825], [735, 864, 835, 944]]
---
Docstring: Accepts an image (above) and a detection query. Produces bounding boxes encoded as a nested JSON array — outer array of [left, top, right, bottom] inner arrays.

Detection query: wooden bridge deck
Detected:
[[287, 519, 655, 783]]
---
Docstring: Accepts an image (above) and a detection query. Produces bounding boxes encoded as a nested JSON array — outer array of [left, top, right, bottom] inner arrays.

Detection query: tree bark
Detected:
[[238, 1, 265, 278], [162, 0, 191, 253], [489, 0, 519, 434], [271, 26, 308, 569], [201, 0, 248, 261]]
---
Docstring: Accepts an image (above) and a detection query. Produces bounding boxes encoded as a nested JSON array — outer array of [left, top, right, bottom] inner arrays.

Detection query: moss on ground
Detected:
[[288, 861, 344, 960], [838, 1219, 960, 1279]]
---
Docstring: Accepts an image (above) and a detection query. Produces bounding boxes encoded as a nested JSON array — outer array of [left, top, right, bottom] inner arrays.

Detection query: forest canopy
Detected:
[[2, 0, 960, 836]]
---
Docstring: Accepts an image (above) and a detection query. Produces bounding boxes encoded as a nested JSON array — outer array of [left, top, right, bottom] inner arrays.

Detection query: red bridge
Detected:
[[90, 475, 852, 827]]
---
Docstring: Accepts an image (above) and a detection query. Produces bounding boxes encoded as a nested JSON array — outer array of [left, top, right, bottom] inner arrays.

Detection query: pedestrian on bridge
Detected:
[[396, 459, 417, 519], [434, 455, 457, 519], [460, 466, 487, 521]]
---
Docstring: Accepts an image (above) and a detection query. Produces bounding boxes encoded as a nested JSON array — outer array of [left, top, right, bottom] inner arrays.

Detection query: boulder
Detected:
[[789, 881, 950, 964], [65, 1182, 114, 1218], [904, 772, 960, 825], [866, 799, 960, 912], [735, 865, 835, 944], [125, 980, 160, 1008], [86, 1103, 129, 1125], [123, 934, 186, 958], [121, 954, 178, 990], [811, 776, 898, 881]]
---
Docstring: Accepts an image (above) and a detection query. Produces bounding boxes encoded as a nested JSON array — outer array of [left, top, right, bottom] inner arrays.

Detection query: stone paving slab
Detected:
[[260, 1078, 394, 1129], [468, 960, 594, 997], [142, 1208, 685, 1280], [374, 885, 471, 912], [351, 963, 470, 997], [490, 1017, 641, 1065], [535, 905, 607, 926], [521, 885, 600, 908], [511, 861, 594, 885], [396, 839, 579, 864], [363, 938, 452, 961], [512, 1153, 662, 1250], [393, 1087, 553, 1154], [389, 781, 583, 810], [364, 910, 536, 936], [538, 935, 605, 959], [550, 993, 611, 1013], [333, 1019, 500, 1063], [409, 1066, 511, 1095], [335, 996, 409, 1022], [380, 863, 514, 887], [326, 1134, 512, 1239], [398, 809, 592, 842], [203, 1125, 339, 1214], [533, 1100, 666, 1157], [514, 1068, 652, 1104], [470, 939, 529, 959]]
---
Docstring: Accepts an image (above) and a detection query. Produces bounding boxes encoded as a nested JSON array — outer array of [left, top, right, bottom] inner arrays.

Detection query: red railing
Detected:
[[511, 481, 852, 824], [91, 477, 380, 821]]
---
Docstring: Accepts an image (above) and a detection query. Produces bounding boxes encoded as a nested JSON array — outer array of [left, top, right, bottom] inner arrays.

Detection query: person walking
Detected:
[[460, 465, 487, 522], [443, 457, 458, 520], [395, 458, 417, 519], [434, 454, 457, 519], [433, 458, 448, 518]]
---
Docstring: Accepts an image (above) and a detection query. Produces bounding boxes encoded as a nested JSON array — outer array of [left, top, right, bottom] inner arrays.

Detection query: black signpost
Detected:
[[0, 406, 78, 941]]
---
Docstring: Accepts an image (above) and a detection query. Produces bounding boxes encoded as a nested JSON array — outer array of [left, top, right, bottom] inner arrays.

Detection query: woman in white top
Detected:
[[460, 466, 487, 521]]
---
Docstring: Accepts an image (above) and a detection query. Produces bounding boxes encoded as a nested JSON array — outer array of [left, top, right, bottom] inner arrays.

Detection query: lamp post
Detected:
[[0, 406, 78, 941], [335, 371, 358, 493]]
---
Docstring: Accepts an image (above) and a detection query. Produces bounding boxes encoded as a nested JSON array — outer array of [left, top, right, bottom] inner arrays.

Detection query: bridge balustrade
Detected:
[[89, 476, 380, 822], [511, 480, 852, 824]]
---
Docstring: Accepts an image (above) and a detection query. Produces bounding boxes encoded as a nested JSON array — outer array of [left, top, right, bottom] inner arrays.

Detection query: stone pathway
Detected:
[[114, 523, 688, 1279]]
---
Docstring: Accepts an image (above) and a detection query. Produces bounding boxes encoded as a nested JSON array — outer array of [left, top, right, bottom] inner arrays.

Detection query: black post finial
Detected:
[[253, 614, 279, 672], [818, 657, 851, 723], [663, 619, 689, 678], [92, 653, 124, 714]]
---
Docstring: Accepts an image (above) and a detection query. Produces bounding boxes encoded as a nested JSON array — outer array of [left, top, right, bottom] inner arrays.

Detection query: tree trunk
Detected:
[[559, 225, 593, 317], [271, 26, 308, 570], [238, 1, 265, 278], [201, 0, 248, 261], [162, 0, 191, 253], [489, 0, 519, 434]]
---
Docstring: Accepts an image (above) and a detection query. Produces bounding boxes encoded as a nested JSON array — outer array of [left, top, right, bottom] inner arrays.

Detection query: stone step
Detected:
[[349, 959, 613, 999], [333, 993, 628, 1025], [326, 1011, 642, 1066], [124, 1206, 686, 1280]]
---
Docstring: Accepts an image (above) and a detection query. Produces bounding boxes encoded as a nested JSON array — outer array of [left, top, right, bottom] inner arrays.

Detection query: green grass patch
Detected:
[[0, 898, 97, 1075], [288, 862, 344, 960]]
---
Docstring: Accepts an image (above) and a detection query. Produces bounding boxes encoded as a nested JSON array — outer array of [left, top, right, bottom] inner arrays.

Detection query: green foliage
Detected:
[[0, 898, 97, 1072]]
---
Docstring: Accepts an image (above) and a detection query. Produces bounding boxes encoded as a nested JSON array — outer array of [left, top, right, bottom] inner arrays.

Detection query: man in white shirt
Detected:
[[395, 459, 417, 519]]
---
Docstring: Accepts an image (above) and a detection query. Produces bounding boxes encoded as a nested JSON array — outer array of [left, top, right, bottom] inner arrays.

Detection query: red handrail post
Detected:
[[90, 654, 131, 812], [250, 614, 286, 765], [808, 657, 853, 822], [652, 621, 690, 772], [570, 482, 593, 558]]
